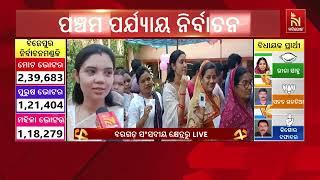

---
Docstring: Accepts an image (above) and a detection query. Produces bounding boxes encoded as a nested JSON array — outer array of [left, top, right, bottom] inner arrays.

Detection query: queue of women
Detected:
[[67, 44, 255, 140]]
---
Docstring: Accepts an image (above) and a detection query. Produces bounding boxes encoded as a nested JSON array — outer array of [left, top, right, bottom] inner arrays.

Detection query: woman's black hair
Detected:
[[256, 57, 267, 65], [215, 62, 223, 77], [114, 68, 130, 77], [72, 44, 116, 106], [166, 50, 186, 82], [200, 62, 217, 78], [227, 53, 242, 70], [136, 66, 150, 84], [130, 59, 142, 76], [190, 62, 201, 79], [234, 67, 249, 86], [114, 69, 124, 76], [120, 69, 130, 76], [222, 64, 228, 80]]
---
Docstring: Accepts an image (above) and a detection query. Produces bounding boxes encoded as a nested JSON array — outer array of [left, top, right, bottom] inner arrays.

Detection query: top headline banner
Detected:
[[16, 10, 280, 37]]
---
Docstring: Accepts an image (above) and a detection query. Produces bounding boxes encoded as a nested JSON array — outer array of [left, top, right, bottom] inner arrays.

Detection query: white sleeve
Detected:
[[156, 92, 163, 108], [162, 87, 179, 128], [128, 98, 140, 128], [213, 115, 221, 128]]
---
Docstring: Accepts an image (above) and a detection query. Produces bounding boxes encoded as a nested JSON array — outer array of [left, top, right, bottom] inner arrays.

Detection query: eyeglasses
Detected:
[[237, 80, 253, 89]]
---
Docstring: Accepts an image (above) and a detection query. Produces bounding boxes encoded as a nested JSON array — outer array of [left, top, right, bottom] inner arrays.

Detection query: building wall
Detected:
[[135, 39, 253, 61]]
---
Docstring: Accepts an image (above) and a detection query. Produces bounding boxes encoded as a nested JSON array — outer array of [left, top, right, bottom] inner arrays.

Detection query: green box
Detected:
[[272, 63, 304, 78], [254, 53, 272, 56]]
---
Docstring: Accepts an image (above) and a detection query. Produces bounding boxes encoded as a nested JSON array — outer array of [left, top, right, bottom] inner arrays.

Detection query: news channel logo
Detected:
[[286, 9, 306, 33]]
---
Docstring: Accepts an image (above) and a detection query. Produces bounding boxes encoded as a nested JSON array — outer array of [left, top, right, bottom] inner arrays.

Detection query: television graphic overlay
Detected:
[[14, 9, 304, 142]]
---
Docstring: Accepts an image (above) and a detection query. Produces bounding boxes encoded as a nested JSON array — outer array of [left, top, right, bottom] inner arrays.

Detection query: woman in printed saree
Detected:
[[219, 66, 254, 139], [187, 61, 221, 128]]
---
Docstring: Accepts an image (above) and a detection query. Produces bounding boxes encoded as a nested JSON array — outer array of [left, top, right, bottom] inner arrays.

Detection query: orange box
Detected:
[[271, 94, 304, 109]]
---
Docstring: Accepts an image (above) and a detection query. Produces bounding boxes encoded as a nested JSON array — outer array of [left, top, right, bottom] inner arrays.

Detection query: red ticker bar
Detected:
[[73, 128, 249, 141], [16, 10, 279, 37]]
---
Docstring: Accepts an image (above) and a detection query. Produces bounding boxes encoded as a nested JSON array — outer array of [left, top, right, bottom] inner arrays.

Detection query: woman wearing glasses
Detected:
[[128, 66, 163, 128], [220, 66, 254, 139]]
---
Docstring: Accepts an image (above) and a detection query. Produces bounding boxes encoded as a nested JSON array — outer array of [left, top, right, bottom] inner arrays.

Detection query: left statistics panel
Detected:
[[15, 39, 66, 141]]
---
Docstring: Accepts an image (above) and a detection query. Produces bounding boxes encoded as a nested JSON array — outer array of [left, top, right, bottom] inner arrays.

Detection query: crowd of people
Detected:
[[67, 44, 255, 140]]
